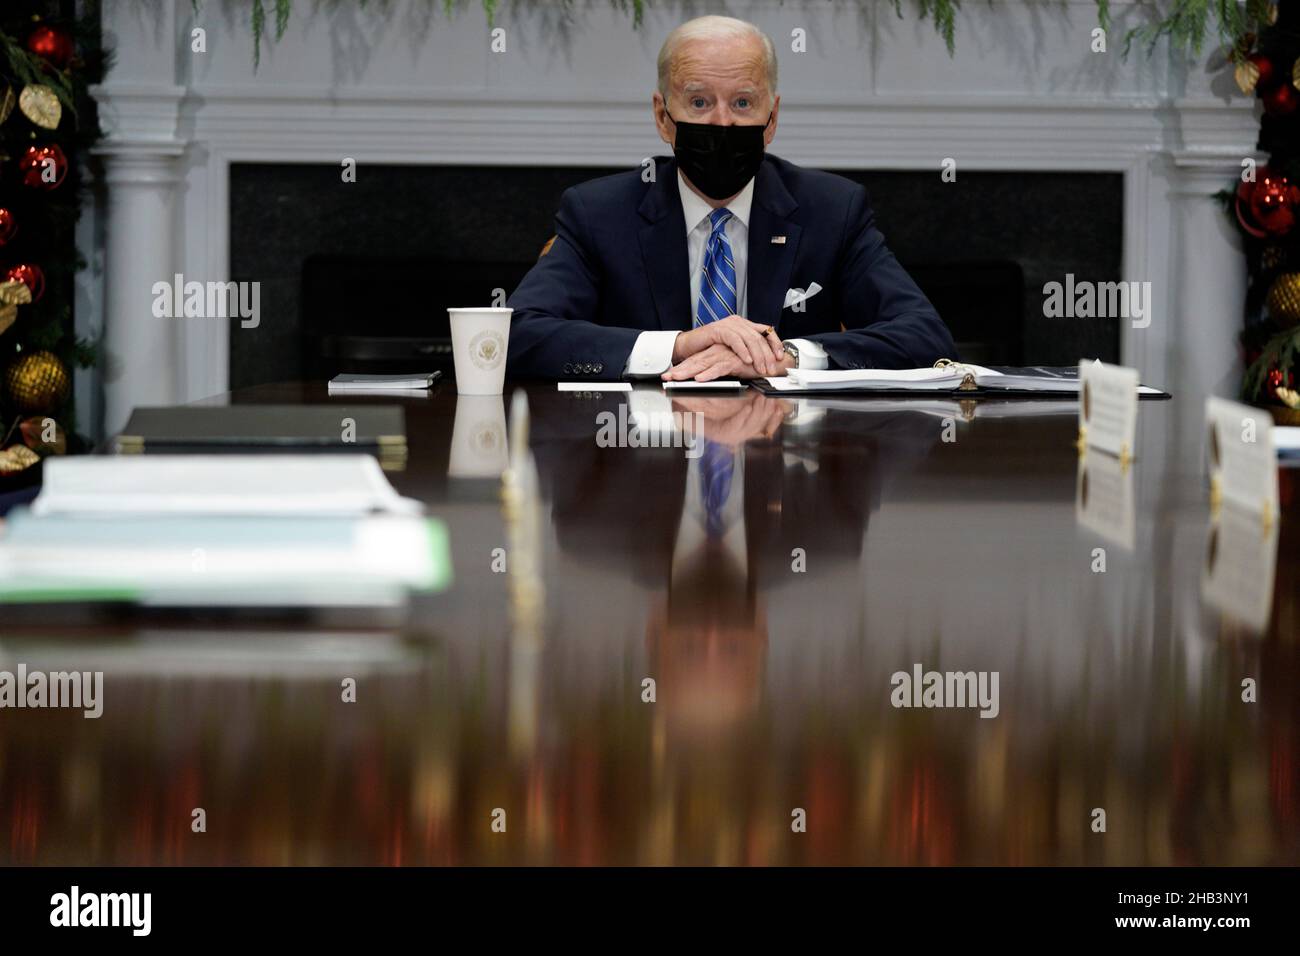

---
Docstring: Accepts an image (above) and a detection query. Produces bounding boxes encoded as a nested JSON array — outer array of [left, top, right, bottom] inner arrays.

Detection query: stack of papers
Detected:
[[801, 397, 1080, 420], [0, 456, 451, 607], [32, 455, 421, 517], [766, 364, 1166, 396], [328, 372, 440, 395], [781, 364, 1080, 392]]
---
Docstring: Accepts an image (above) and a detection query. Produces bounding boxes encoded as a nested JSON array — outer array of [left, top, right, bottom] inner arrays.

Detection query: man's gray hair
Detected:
[[657, 15, 778, 102]]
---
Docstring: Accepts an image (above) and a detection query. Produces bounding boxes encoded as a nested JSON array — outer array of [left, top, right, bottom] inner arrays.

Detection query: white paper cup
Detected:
[[448, 307, 511, 395], [448, 395, 509, 478]]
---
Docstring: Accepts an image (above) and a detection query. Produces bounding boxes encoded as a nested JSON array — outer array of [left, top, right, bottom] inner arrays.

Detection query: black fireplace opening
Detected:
[[300, 256, 533, 380], [229, 164, 1121, 388]]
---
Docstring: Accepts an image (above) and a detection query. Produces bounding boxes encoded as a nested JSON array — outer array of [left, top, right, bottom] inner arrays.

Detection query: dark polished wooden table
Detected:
[[2, 380, 1297, 865]]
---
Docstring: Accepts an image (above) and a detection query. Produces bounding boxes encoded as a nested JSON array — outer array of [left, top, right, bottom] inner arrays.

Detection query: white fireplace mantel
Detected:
[[86, 0, 1259, 447]]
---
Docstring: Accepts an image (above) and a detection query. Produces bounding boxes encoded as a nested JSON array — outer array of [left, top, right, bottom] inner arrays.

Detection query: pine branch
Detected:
[[0, 29, 74, 110], [1121, 0, 1257, 59], [276, 0, 291, 40], [917, 0, 959, 56], [252, 1, 266, 69], [188, 0, 1260, 67]]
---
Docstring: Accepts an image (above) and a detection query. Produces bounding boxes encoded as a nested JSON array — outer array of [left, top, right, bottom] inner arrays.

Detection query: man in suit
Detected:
[[506, 14, 955, 383]]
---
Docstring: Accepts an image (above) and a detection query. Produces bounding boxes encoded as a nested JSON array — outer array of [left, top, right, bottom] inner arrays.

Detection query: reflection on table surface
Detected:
[[1, 381, 1297, 865]]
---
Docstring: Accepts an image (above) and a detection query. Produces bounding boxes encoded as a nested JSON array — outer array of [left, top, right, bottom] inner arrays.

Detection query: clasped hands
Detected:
[[661, 315, 793, 383], [671, 391, 795, 447]]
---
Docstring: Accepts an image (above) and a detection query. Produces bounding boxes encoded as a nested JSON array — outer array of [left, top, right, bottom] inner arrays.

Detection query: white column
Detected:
[[96, 145, 184, 434], [91, 0, 188, 434], [1165, 157, 1253, 456]]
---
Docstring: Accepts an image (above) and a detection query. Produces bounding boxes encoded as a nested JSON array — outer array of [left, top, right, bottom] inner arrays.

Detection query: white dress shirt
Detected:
[[623, 171, 828, 377]]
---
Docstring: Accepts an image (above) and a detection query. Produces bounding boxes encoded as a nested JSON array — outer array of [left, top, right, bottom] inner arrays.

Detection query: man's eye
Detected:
[[736, 98, 751, 109], [691, 98, 707, 109]]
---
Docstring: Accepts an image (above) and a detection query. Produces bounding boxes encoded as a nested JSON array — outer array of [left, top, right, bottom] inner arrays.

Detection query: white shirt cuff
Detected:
[[624, 330, 680, 377], [787, 338, 829, 370], [784, 399, 826, 428], [628, 387, 680, 442]]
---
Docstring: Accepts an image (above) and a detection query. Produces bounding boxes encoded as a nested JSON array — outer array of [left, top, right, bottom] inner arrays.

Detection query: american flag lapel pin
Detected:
[[770, 235, 786, 244]]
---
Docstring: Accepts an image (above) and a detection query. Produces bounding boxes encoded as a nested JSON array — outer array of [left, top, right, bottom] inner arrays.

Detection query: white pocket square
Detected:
[[783, 282, 823, 309]]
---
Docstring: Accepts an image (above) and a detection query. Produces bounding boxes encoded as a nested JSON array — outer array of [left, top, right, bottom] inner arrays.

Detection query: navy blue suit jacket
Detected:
[[506, 154, 955, 380]]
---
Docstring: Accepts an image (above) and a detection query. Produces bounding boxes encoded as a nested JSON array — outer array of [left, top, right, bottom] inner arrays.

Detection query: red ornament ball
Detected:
[[1236, 181, 1263, 237], [1248, 52, 1276, 90], [6, 264, 46, 304], [1236, 168, 1300, 238], [1252, 173, 1300, 236], [1264, 81, 1299, 116], [0, 209, 16, 247], [26, 25, 75, 70], [17, 144, 67, 190], [1265, 365, 1298, 405]]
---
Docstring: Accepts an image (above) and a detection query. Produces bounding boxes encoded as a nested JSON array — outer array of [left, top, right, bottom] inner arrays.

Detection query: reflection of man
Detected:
[[529, 388, 934, 585], [647, 396, 778, 736], [529, 388, 938, 738], [507, 15, 955, 383]]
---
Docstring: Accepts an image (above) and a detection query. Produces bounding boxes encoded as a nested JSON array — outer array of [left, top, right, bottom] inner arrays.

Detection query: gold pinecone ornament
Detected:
[[3, 350, 70, 414], [1266, 272, 1300, 327]]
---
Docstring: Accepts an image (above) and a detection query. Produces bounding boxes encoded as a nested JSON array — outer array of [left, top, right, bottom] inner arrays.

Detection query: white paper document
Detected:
[[328, 372, 440, 390], [662, 380, 745, 390], [32, 455, 423, 518], [558, 382, 631, 392], [771, 363, 1165, 396]]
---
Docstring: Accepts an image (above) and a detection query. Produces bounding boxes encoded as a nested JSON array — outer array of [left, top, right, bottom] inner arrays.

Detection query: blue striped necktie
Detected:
[[699, 439, 736, 539], [695, 208, 737, 327]]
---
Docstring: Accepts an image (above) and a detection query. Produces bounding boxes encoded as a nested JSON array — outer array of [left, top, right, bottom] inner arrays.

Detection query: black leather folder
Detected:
[[117, 405, 407, 456]]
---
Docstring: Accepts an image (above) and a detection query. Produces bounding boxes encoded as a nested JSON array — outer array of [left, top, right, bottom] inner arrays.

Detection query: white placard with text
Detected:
[[1078, 360, 1138, 458], [1076, 446, 1135, 549], [1205, 396, 1279, 520], [1201, 505, 1279, 633]]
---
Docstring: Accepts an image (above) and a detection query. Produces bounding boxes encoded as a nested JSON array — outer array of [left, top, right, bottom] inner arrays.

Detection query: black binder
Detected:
[[116, 405, 408, 459], [751, 364, 1171, 399]]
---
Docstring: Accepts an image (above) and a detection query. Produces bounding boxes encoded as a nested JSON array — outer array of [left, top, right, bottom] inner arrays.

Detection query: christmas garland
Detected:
[[0, 2, 104, 479], [206, 0, 1267, 65], [1228, 0, 1300, 416]]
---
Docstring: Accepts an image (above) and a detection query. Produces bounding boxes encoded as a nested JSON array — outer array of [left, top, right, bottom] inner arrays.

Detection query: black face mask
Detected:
[[666, 110, 772, 201]]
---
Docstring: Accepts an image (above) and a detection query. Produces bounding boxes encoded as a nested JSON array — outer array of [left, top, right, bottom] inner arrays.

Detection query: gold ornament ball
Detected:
[[4, 350, 70, 414], [1266, 272, 1300, 327]]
